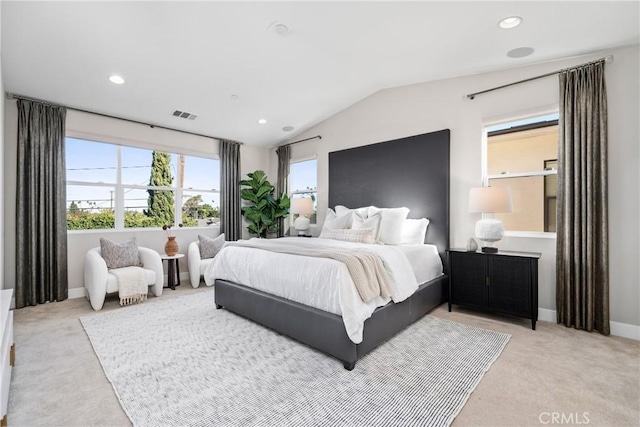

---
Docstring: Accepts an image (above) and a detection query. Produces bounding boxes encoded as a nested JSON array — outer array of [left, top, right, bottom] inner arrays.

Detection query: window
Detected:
[[484, 113, 559, 233], [289, 159, 317, 224], [66, 137, 220, 230]]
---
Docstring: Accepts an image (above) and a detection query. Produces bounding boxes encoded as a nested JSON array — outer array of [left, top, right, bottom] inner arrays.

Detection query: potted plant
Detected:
[[240, 170, 290, 238]]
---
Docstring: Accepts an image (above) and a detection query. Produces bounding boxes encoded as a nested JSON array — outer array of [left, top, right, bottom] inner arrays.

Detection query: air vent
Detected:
[[172, 110, 198, 120]]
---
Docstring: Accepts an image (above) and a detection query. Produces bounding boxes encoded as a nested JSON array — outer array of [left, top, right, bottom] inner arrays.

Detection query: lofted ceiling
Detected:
[[2, 1, 638, 147]]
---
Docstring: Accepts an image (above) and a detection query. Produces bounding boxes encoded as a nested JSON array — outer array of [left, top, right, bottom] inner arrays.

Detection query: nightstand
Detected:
[[447, 248, 541, 330]]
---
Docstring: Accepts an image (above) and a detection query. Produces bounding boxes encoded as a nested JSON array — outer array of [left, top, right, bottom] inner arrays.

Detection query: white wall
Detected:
[[3, 103, 270, 292], [272, 45, 640, 329]]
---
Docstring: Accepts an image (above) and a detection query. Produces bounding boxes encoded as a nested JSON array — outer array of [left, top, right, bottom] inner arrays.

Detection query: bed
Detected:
[[210, 129, 450, 370]]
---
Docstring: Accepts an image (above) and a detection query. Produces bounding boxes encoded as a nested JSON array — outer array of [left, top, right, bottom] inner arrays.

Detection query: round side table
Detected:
[[160, 253, 185, 290]]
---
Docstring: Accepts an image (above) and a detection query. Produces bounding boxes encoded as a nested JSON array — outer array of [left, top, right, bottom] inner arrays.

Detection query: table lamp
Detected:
[[291, 198, 313, 236], [468, 186, 512, 253]]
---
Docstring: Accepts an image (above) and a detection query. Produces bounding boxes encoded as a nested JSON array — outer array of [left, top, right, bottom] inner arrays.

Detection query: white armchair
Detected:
[[187, 241, 216, 288], [84, 246, 164, 311]]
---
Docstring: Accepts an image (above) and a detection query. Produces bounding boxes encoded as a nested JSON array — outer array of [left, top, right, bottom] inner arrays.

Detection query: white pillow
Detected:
[[367, 206, 410, 244], [319, 228, 376, 244], [335, 205, 370, 227], [321, 208, 351, 231], [352, 211, 381, 238], [400, 218, 430, 245]]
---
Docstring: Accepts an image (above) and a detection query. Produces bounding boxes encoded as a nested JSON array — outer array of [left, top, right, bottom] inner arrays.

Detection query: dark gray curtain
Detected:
[[556, 60, 609, 335], [220, 139, 242, 241], [16, 99, 68, 308], [275, 145, 290, 237]]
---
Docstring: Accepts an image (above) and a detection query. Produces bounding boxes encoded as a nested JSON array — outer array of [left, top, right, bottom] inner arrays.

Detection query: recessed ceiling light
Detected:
[[507, 47, 534, 58], [258, 118, 267, 124], [498, 16, 522, 29], [282, 126, 294, 132], [274, 24, 289, 36], [108, 74, 125, 85], [230, 94, 238, 100]]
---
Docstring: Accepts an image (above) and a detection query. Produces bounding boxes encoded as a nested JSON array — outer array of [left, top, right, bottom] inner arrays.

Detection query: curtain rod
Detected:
[[281, 135, 322, 147], [466, 55, 613, 100], [6, 92, 242, 144]]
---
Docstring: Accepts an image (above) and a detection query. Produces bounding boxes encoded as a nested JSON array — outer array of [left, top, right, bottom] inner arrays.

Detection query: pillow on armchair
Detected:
[[198, 234, 226, 259], [99, 238, 142, 269]]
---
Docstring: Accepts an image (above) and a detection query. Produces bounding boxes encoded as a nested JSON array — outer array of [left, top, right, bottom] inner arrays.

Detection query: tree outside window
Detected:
[[66, 138, 220, 230]]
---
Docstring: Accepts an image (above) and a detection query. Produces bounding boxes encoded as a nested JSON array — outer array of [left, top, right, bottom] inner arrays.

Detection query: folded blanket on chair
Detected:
[[110, 266, 148, 306]]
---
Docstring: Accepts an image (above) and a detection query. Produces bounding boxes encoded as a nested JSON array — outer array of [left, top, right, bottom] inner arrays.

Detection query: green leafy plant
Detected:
[[240, 170, 290, 238]]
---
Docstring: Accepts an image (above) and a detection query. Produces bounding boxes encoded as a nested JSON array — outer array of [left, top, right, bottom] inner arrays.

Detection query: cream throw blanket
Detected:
[[110, 266, 148, 306], [227, 240, 392, 303]]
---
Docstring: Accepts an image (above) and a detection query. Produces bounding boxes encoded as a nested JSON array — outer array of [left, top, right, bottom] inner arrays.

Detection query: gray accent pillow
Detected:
[[199, 234, 226, 259], [100, 238, 142, 270]]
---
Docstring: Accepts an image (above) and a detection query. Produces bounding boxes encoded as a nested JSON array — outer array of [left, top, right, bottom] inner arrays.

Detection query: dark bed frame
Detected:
[[215, 129, 450, 370]]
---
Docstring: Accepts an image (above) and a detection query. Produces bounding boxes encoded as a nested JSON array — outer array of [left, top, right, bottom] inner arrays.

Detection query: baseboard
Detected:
[[69, 287, 87, 299], [538, 308, 556, 323], [537, 307, 639, 340], [610, 321, 640, 340]]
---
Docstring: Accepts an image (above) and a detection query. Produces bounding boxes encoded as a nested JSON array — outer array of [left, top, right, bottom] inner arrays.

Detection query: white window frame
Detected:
[[66, 137, 220, 232], [482, 109, 559, 238], [289, 157, 318, 224]]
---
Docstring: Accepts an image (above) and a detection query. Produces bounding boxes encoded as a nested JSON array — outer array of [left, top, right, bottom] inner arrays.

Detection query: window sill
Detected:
[[67, 225, 220, 235], [504, 231, 556, 239]]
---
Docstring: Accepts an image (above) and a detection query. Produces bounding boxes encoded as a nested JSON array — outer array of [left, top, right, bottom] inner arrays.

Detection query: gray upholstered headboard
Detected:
[[328, 129, 450, 272]]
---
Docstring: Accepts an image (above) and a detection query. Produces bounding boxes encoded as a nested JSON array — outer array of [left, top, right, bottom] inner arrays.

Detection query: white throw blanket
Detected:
[[110, 266, 148, 306]]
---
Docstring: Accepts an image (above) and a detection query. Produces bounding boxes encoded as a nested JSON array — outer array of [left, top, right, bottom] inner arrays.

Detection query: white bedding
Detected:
[[395, 244, 443, 285], [204, 237, 443, 343]]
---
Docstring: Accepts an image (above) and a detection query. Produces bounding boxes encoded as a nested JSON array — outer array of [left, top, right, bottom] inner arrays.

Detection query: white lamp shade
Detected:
[[291, 197, 313, 215], [468, 186, 513, 213]]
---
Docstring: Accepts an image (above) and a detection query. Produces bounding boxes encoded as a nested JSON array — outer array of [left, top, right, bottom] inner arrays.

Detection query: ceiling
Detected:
[[2, 1, 638, 147]]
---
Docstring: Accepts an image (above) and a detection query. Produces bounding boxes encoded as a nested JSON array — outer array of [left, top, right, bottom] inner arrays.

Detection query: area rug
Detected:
[[80, 292, 510, 427]]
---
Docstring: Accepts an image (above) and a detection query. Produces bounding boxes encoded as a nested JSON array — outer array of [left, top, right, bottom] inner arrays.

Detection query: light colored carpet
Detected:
[[8, 285, 640, 426], [80, 292, 510, 427]]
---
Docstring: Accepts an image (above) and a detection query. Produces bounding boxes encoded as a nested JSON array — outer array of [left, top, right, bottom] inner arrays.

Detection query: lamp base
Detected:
[[481, 246, 499, 253], [293, 216, 310, 236], [475, 218, 505, 254]]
